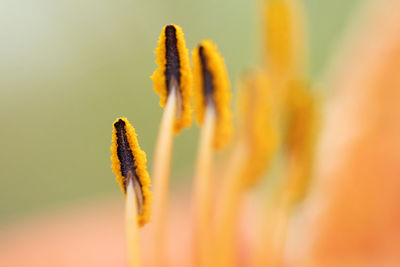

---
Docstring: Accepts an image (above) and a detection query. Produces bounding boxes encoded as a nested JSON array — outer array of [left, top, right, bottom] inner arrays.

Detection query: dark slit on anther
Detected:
[[199, 46, 215, 106], [165, 25, 181, 94]]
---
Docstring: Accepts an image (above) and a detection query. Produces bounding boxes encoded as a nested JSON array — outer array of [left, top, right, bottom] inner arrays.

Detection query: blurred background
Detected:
[[0, 0, 360, 226]]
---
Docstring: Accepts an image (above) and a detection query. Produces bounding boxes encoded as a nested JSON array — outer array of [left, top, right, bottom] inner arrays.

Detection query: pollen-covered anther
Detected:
[[192, 40, 233, 149], [151, 24, 192, 133], [263, 0, 307, 76], [236, 70, 278, 187], [110, 118, 152, 227]]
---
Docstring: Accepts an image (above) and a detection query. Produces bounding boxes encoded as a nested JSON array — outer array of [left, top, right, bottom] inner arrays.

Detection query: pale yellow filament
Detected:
[[251, 82, 317, 266], [192, 106, 216, 267], [125, 179, 142, 267], [250, 191, 292, 267], [213, 141, 249, 267], [150, 86, 177, 267]]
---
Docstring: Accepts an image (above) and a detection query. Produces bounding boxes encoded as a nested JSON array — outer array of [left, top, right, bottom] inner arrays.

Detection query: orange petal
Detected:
[[286, 0, 400, 266]]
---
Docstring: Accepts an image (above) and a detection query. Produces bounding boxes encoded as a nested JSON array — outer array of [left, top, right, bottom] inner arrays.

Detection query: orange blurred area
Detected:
[[0, 196, 194, 267], [0, 199, 125, 267], [0, 192, 259, 267], [286, 0, 400, 266]]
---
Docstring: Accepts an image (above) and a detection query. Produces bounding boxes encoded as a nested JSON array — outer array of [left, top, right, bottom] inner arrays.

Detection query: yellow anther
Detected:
[[192, 40, 233, 149], [111, 117, 152, 227], [263, 0, 307, 77], [237, 70, 278, 187], [151, 24, 193, 134]]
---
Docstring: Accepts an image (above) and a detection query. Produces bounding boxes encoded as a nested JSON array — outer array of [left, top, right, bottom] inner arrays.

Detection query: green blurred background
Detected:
[[0, 0, 360, 225]]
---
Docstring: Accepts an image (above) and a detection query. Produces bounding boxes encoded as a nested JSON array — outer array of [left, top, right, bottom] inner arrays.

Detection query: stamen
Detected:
[[127, 170, 144, 215], [251, 192, 292, 267], [251, 81, 317, 266], [111, 117, 152, 267], [149, 24, 192, 266], [263, 0, 307, 78], [191, 39, 232, 266], [192, 106, 216, 267], [111, 117, 152, 226], [213, 141, 248, 267], [150, 77, 178, 267], [214, 71, 278, 266], [192, 40, 233, 149], [283, 80, 317, 206], [151, 24, 193, 133], [236, 71, 278, 187], [125, 178, 142, 267], [114, 119, 142, 199]]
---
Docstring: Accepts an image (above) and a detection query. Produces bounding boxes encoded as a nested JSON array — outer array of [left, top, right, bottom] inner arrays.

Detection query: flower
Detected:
[[1, 0, 400, 266]]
